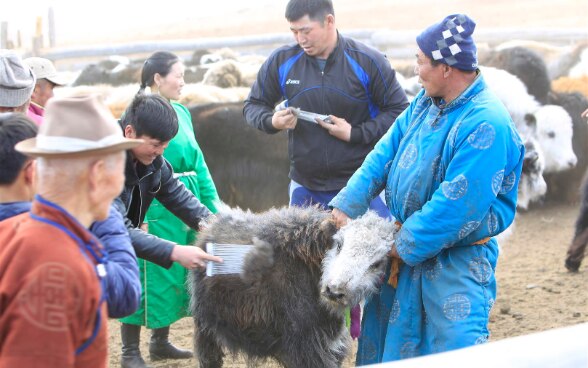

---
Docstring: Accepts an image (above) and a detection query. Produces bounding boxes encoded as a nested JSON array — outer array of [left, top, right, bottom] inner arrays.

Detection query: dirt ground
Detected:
[[107, 201, 588, 367], [94, 1, 588, 366]]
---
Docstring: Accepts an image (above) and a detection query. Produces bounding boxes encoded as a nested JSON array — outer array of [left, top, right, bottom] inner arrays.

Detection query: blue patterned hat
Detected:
[[416, 14, 478, 71]]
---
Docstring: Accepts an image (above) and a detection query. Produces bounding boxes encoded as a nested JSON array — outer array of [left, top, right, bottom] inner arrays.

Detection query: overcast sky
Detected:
[[3, 0, 283, 47], [4, 0, 586, 52]]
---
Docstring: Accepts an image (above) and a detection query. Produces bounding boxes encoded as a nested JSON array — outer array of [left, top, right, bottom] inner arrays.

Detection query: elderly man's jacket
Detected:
[[0, 197, 108, 367], [0, 202, 141, 319]]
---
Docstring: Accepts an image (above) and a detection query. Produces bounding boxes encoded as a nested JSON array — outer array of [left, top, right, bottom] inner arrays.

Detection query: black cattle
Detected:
[[480, 46, 551, 104], [188, 102, 289, 212], [566, 168, 588, 272], [187, 48, 213, 66], [73, 58, 142, 86], [73, 57, 206, 86], [72, 63, 112, 86], [545, 92, 588, 203]]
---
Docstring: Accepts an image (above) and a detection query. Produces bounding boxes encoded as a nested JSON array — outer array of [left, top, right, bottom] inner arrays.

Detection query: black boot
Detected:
[[120, 323, 151, 368], [149, 326, 193, 361]]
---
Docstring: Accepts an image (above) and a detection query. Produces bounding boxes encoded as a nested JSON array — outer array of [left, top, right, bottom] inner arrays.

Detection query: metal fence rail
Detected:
[[37, 28, 588, 61]]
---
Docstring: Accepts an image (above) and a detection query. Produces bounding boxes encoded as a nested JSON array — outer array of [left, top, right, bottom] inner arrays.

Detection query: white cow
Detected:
[[480, 66, 576, 174], [533, 105, 576, 172]]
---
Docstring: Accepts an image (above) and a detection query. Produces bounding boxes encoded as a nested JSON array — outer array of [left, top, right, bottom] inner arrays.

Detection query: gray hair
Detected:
[[36, 151, 124, 190]]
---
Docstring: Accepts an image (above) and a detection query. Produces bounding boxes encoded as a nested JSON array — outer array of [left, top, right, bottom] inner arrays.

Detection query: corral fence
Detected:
[[3, 23, 587, 66], [1, 5, 586, 64], [42, 28, 588, 60]]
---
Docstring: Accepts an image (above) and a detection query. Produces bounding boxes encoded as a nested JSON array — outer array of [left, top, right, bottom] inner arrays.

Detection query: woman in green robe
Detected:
[[119, 51, 219, 368]]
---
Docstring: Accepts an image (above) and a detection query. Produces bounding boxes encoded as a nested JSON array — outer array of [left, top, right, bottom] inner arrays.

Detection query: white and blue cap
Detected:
[[416, 14, 478, 71]]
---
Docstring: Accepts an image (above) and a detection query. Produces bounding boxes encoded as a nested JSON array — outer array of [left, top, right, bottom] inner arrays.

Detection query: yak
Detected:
[[190, 206, 398, 367]]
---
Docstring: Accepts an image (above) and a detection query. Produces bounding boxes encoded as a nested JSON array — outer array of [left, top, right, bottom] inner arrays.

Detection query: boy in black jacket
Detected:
[[115, 93, 222, 368]]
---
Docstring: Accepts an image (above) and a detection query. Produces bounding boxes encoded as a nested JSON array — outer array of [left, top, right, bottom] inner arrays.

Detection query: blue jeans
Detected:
[[288, 180, 390, 218], [288, 180, 394, 365]]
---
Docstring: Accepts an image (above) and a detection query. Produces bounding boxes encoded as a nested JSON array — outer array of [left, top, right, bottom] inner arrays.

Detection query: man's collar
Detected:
[[30, 101, 44, 110], [125, 152, 164, 184]]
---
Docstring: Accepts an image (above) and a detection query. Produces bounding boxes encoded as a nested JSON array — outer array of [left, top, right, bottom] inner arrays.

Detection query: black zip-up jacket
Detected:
[[112, 153, 212, 269], [244, 32, 409, 191]]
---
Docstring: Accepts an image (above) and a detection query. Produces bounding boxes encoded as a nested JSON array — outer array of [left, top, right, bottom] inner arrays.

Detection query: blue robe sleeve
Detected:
[[329, 98, 416, 218], [397, 109, 523, 266], [90, 205, 141, 318]]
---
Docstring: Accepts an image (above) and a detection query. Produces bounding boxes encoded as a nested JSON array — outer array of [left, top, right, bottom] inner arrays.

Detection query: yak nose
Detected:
[[323, 285, 345, 301]]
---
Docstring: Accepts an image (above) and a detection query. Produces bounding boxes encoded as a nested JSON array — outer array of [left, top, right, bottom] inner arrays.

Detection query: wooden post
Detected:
[[48, 7, 55, 48], [32, 16, 43, 56], [35, 16, 42, 37], [1, 22, 7, 49]]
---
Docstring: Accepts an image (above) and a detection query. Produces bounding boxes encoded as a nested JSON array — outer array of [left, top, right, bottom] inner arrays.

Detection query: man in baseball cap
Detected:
[[24, 57, 67, 124]]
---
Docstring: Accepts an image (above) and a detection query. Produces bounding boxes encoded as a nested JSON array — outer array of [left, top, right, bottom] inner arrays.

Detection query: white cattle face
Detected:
[[534, 105, 577, 173], [320, 212, 398, 311]]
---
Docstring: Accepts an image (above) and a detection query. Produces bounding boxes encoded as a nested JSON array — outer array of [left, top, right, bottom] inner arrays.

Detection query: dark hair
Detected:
[[429, 57, 441, 67], [285, 0, 334, 22], [120, 94, 178, 142], [138, 51, 181, 94], [0, 113, 38, 185]]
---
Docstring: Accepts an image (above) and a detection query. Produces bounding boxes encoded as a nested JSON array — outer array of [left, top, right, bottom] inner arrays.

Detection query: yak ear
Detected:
[[524, 113, 537, 133], [547, 90, 559, 104], [241, 237, 274, 285], [319, 217, 338, 244]]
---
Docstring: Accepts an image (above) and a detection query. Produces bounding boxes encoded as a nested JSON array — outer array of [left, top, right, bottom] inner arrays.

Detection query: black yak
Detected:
[[190, 206, 397, 367]]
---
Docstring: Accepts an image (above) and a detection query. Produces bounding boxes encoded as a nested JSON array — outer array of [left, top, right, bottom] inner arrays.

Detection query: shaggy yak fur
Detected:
[[190, 206, 397, 368]]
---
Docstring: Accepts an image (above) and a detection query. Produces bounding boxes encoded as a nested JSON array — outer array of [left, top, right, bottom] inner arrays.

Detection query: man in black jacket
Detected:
[[114, 93, 221, 368], [243, 0, 408, 356], [244, 0, 409, 211]]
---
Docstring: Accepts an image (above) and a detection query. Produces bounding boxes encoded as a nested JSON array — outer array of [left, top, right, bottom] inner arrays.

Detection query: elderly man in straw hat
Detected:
[[0, 94, 143, 368], [0, 111, 142, 320], [0, 50, 35, 115]]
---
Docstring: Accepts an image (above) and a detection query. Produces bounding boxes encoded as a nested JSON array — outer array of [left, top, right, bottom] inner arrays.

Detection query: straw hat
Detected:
[[16, 94, 142, 157]]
